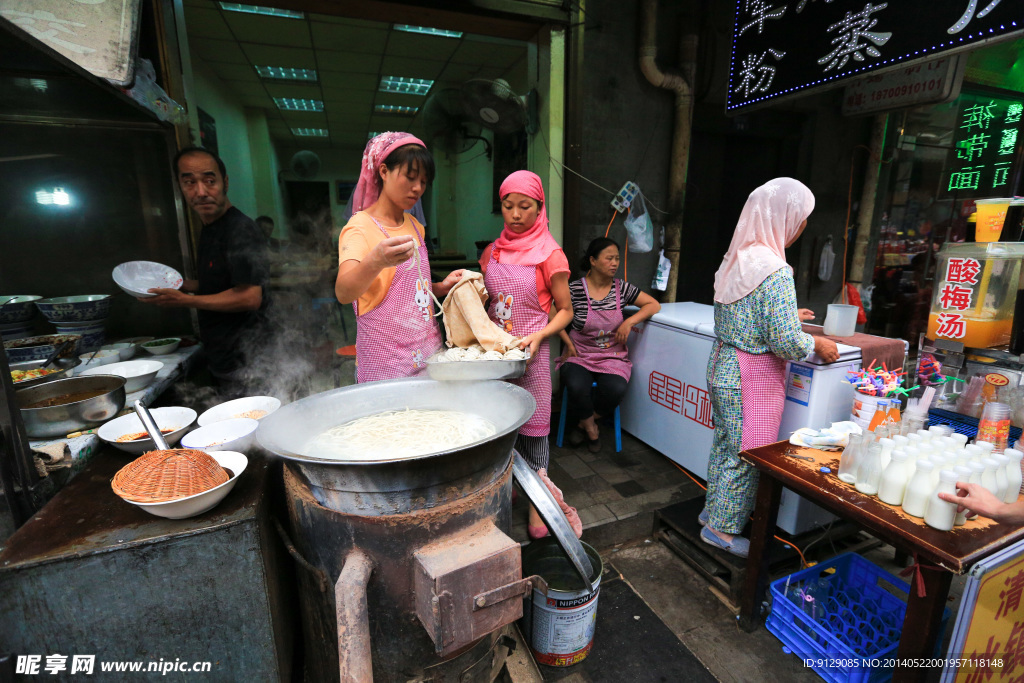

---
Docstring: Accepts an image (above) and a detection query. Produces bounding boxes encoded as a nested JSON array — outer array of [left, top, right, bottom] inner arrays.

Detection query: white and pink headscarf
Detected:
[[348, 131, 427, 214], [492, 170, 562, 266], [713, 177, 815, 305]]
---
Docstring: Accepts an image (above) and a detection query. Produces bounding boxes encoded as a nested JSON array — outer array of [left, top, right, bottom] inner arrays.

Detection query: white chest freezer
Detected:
[[620, 302, 868, 536]]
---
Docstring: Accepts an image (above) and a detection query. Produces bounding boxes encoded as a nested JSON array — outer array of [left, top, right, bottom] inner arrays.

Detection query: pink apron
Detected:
[[557, 278, 631, 381], [737, 349, 787, 450], [485, 255, 549, 436], [353, 218, 442, 383]]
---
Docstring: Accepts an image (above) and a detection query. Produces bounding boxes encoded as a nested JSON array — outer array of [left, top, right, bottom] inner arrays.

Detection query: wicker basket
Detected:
[[112, 448, 229, 503]]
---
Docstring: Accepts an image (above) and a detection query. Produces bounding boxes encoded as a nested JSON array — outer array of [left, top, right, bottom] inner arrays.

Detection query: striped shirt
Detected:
[[568, 278, 640, 331]]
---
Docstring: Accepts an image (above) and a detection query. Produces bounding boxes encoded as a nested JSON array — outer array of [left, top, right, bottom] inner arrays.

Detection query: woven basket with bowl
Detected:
[[112, 448, 229, 503]]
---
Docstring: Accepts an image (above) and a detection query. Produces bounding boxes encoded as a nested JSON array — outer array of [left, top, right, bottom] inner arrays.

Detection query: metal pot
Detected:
[[17, 375, 126, 438]]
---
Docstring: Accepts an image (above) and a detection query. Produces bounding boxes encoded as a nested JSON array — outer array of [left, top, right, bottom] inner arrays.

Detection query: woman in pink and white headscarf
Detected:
[[335, 132, 464, 383], [700, 178, 840, 558], [480, 170, 573, 539]]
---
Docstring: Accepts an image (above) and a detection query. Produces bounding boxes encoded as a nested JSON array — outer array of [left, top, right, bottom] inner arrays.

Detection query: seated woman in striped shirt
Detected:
[[557, 237, 661, 452]]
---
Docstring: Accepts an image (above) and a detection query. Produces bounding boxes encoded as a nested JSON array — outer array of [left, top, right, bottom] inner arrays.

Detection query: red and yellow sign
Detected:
[[955, 554, 1024, 681]]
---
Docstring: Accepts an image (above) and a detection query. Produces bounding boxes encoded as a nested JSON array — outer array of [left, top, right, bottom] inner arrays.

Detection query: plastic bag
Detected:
[[624, 192, 654, 253], [652, 249, 671, 291], [817, 237, 835, 281]]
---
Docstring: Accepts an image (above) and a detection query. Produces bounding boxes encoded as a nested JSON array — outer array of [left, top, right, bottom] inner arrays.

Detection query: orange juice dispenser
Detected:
[[927, 242, 1024, 349]]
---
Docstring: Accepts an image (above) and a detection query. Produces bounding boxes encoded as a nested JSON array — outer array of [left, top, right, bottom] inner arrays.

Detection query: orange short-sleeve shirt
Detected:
[[339, 211, 425, 315]]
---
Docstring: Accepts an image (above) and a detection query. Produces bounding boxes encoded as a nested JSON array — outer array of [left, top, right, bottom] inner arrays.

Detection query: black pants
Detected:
[[560, 362, 629, 427]]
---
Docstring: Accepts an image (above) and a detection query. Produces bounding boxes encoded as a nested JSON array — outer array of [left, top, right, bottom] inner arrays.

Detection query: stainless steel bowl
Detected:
[[17, 375, 127, 438], [10, 357, 81, 390], [425, 352, 529, 381]]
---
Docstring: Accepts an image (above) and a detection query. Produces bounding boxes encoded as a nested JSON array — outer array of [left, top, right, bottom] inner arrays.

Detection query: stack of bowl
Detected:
[[0, 295, 42, 341], [35, 295, 112, 352]]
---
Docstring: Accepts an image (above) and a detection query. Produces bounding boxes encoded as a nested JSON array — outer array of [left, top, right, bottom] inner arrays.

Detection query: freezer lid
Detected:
[[802, 341, 862, 365], [646, 302, 716, 334]]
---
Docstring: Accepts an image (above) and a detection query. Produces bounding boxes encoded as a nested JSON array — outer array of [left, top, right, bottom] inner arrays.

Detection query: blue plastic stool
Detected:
[[555, 383, 622, 452]]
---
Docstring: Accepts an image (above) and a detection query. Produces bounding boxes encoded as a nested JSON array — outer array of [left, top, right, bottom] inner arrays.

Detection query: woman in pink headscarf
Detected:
[[700, 178, 839, 558], [480, 170, 573, 538], [335, 132, 463, 383]]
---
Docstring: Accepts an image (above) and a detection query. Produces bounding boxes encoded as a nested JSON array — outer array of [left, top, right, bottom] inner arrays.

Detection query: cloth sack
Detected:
[[33, 442, 71, 478], [789, 421, 862, 450], [441, 271, 520, 352]]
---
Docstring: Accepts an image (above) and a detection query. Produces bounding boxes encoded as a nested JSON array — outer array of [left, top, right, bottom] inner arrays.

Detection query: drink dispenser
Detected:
[[927, 243, 1024, 349]]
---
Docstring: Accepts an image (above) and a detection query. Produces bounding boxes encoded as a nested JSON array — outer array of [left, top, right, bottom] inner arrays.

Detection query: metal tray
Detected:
[[424, 350, 529, 381], [10, 358, 81, 389]]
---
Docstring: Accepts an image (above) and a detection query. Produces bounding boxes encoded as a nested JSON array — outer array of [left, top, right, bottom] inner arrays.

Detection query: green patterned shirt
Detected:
[[707, 268, 815, 389]]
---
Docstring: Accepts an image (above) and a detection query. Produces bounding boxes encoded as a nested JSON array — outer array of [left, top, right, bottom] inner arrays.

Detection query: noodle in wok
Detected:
[[307, 408, 497, 461]]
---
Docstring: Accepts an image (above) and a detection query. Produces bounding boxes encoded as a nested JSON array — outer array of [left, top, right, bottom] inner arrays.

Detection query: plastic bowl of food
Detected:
[[0, 295, 42, 324], [35, 295, 112, 323], [141, 337, 181, 355], [112, 261, 184, 299], [198, 396, 281, 427], [80, 359, 163, 393], [117, 451, 247, 519], [97, 406, 198, 455], [181, 417, 259, 453], [101, 342, 137, 361]]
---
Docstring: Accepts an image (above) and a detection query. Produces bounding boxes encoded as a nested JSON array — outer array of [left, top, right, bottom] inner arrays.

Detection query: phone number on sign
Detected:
[[804, 658, 1004, 669]]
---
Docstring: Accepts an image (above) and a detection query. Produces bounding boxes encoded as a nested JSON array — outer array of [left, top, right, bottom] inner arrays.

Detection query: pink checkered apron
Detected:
[[353, 218, 442, 383], [737, 349, 787, 450], [556, 278, 631, 381], [485, 255, 548, 436]]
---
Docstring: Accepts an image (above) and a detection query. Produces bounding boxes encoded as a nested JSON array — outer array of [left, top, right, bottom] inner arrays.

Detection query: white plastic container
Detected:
[[925, 470, 960, 531], [878, 450, 910, 506], [855, 442, 883, 496], [823, 303, 858, 337], [902, 460, 936, 518], [954, 466, 973, 526], [1004, 448, 1023, 502]]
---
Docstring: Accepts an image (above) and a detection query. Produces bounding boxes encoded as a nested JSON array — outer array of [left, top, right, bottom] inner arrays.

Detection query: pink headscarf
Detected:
[[713, 177, 815, 305], [492, 170, 561, 266], [348, 131, 427, 213]]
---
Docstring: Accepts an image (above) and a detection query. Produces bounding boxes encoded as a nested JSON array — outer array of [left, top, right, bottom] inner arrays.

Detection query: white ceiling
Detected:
[[182, 0, 530, 152]]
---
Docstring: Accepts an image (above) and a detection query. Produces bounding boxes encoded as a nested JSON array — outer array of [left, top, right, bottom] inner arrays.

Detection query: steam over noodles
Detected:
[[307, 408, 497, 461]]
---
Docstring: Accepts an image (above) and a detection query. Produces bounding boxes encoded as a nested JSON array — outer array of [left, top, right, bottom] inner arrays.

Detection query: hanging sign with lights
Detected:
[[727, 0, 1022, 113], [943, 89, 1023, 200]]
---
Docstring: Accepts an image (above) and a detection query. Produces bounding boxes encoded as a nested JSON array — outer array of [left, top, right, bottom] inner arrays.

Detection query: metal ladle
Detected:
[[133, 400, 169, 450]]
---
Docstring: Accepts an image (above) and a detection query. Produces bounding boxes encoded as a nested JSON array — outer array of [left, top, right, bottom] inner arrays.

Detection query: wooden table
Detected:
[[739, 440, 1024, 683]]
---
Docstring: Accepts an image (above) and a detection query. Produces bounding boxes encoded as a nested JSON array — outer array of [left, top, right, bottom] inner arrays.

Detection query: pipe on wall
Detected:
[[335, 548, 375, 683], [639, 0, 697, 302], [847, 113, 889, 290]]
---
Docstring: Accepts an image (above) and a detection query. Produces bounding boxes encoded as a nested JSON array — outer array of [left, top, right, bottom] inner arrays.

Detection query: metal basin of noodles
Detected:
[[257, 378, 536, 514]]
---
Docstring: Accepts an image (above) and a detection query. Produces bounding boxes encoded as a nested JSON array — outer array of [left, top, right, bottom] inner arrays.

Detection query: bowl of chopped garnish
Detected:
[[198, 396, 281, 427], [141, 337, 181, 355], [10, 357, 81, 389], [97, 406, 197, 454]]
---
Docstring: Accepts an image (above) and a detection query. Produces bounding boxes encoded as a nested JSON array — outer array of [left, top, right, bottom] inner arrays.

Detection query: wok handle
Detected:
[[336, 548, 375, 683]]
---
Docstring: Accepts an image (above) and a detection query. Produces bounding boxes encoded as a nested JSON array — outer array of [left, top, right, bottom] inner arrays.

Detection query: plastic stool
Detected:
[[555, 383, 622, 452]]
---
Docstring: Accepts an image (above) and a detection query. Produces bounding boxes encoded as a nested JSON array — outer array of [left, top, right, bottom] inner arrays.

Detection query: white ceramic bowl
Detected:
[[81, 359, 163, 392], [114, 336, 154, 347], [141, 337, 181, 355], [75, 349, 121, 374], [198, 396, 281, 427], [112, 261, 184, 299], [101, 342, 137, 361], [116, 451, 247, 519], [97, 406, 198, 454], [181, 417, 259, 452]]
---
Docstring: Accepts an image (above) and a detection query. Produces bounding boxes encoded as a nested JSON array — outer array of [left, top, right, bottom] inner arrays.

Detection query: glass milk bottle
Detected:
[[907, 433, 922, 451], [976, 441, 996, 460], [964, 444, 984, 464], [902, 460, 936, 518], [1003, 448, 1023, 503], [838, 432, 864, 484], [916, 429, 933, 443], [992, 453, 1011, 501], [953, 466, 972, 526], [981, 458, 1001, 495], [904, 446, 921, 472], [951, 433, 969, 450], [856, 442, 884, 496], [892, 434, 910, 458], [878, 437, 895, 471], [925, 470, 960, 531], [878, 450, 911, 505]]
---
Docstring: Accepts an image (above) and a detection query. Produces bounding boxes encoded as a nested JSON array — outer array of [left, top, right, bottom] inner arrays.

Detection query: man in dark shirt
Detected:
[[144, 147, 268, 392]]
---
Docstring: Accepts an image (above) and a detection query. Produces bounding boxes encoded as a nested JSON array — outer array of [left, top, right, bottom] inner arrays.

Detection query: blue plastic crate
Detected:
[[765, 552, 949, 683], [927, 408, 1023, 444]]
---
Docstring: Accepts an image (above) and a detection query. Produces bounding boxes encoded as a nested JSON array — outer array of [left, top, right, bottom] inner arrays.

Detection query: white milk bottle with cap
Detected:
[[878, 438, 895, 470], [1003, 448, 1023, 503], [902, 460, 936, 518], [967, 461, 986, 520], [892, 434, 909, 457], [907, 433, 922, 451], [951, 433, 969, 450], [929, 455, 945, 489], [930, 425, 953, 438], [838, 432, 864, 484], [855, 442, 884, 496], [878, 450, 911, 505], [975, 441, 996, 460], [954, 466, 973, 526], [964, 444, 984, 464], [981, 458, 1001, 495], [903, 446, 921, 472], [925, 470, 960, 531], [916, 429, 932, 443], [992, 453, 1011, 501]]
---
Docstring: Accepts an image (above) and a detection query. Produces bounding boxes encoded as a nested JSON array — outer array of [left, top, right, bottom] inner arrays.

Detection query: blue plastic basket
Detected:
[[765, 552, 949, 683]]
